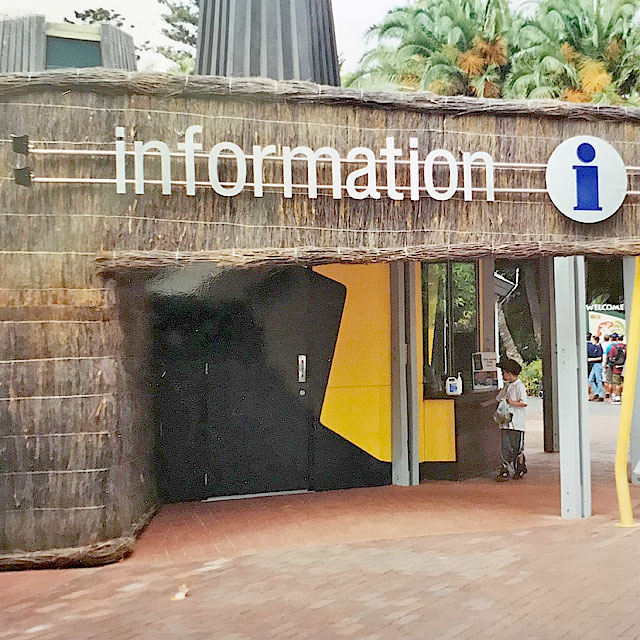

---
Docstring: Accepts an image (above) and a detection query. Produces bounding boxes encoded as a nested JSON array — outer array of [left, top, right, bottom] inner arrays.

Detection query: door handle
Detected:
[[298, 354, 307, 383]]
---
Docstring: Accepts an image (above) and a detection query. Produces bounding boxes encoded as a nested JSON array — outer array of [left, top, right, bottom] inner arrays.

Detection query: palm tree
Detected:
[[343, 5, 436, 90], [505, 0, 640, 103], [345, 0, 515, 98]]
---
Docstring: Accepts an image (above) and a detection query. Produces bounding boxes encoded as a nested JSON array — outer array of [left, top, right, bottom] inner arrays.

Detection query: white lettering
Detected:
[[409, 137, 420, 201], [177, 125, 203, 196], [380, 136, 403, 200], [463, 151, 495, 202], [252, 144, 277, 198], [208, 142, 247, 197], [424, 149, 458, 201], [345, 147, 381, 200], [115, 126, 127, 194], [282, 146, 342, 199], [115, 130, 499, 205], [134, 140, 172, 195]]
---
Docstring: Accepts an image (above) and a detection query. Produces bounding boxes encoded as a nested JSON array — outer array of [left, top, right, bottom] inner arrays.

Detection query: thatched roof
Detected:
[[3, 68, 640, 268], [1, 68, 640, 123]]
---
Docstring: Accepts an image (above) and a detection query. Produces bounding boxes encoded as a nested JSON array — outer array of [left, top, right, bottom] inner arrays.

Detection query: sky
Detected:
[[0, 0, 533, 72]]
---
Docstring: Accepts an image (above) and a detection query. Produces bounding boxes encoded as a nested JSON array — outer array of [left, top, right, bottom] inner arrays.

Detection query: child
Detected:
[[496, 359, 528, 481]]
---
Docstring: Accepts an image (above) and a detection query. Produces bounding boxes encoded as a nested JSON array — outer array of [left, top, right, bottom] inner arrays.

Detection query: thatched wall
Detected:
[[1, 69, 640, 567], [0, 277, 156, 569]]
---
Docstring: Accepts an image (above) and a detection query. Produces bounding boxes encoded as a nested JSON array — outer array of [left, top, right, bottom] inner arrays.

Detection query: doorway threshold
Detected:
[[202, 490, 312, 503]]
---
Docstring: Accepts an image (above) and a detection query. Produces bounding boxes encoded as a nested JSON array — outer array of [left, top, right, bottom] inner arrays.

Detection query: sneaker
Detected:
[[513, 455, 527, 479], [496, 466, 510, 482]]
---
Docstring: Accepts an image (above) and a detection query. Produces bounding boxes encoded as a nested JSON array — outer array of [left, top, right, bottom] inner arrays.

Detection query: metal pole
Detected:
[[391, 262, 410, 486], [615, 256, 640, 526], [541, 257, 559, 452], [623, 257, 640, 485], [404, 262, 420, 486], [554, 256, 591, 518]]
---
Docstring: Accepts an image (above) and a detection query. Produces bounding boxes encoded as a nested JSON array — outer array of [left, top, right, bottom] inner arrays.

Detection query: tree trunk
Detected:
[[522, 261, 542, 351], [498, 302, 524, 365]]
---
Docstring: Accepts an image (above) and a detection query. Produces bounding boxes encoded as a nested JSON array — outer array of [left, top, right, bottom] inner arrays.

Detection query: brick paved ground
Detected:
[[2, 400, 640, 639]]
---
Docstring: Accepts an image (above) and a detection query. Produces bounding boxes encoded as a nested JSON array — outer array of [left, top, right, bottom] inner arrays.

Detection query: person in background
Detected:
[[587, 332, 595, 374], [608, 333, 626, 404], [586, 332, 597, 399], [496, 359, 528, 482], [588, 335, 604, 402], [602, 334, 612, 400]]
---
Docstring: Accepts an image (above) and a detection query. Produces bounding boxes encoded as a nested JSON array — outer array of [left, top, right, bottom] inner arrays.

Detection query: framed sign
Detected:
[[472, 352, 499, 391]]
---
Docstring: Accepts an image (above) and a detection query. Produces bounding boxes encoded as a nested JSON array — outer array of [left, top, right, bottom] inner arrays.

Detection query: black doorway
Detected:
[[151, 266, 346, 502]]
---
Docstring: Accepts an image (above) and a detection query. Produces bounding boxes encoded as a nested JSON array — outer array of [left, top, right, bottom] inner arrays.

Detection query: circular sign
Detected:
[[545, 135, 627, 223]]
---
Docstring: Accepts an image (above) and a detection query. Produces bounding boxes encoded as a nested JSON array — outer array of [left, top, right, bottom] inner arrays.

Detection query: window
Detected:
[[422, 261, 479, 397], [46, 36, 102, 69]]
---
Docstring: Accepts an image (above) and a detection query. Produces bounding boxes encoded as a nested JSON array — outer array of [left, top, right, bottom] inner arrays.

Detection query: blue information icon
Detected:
[[573, 142, 602, 212], [546, 136, 627, 224]]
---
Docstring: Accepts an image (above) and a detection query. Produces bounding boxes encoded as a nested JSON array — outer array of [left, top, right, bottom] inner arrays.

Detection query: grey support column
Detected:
[[623, 258, 640, 484], [404, 263, 420, 485], [554, 256, 591, 518], [540, 258, 560, 452], [390, 262, 420, 487], [390, 262, 409, 486]]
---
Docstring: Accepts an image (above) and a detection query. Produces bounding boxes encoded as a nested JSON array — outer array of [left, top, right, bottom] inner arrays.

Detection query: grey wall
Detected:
[[100, 24, 136, 71], [0, 15, 46, 73]]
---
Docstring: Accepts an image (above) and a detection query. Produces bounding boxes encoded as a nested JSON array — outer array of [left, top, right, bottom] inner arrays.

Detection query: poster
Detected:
[[472, 352, 499, 391]]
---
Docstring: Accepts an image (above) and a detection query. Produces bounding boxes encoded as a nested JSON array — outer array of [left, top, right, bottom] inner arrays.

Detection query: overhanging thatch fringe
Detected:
[[97, 240, 640, 275], [1, 68, 640, 123]]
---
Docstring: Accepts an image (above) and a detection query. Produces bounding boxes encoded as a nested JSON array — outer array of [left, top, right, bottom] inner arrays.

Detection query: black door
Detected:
[[152, 266, 346, 502]]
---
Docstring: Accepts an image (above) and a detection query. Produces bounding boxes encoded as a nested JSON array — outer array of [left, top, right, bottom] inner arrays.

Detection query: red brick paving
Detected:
[[2, 400, 640, 639], [127, 399, 633, 565]]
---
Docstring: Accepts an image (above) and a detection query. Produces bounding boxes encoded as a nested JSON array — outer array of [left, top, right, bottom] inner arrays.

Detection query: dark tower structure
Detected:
[[195, 0, 340, 86]]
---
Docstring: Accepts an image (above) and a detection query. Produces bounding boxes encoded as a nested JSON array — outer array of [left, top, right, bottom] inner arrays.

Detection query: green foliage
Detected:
[[507, 0, 640, 101], [65, 8, 127, 27], [452, 262, 477, 331], [157, 0, 200, 65], [586, 257, 624, 306], [346, 0, 513, 96], [520, 359, 543, 396], [349, 0, 640, 104]]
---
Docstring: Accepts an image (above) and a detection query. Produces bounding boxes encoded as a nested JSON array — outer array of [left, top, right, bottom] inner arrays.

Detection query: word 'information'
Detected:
[[114, 126, 496, 202]]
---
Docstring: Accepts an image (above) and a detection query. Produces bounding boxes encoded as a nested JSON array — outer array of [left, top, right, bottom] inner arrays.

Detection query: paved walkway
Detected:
[[2, 400, 640, 639]]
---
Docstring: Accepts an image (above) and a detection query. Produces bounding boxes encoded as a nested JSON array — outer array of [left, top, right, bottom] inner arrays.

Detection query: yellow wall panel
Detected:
[[318, 386, 392, 462], [421, 400, 456, 462], [313, 264, 392, 462]]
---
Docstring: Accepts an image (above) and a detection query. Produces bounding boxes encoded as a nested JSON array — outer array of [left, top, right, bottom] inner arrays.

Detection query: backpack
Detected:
[[609, 344, 626, 367]]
